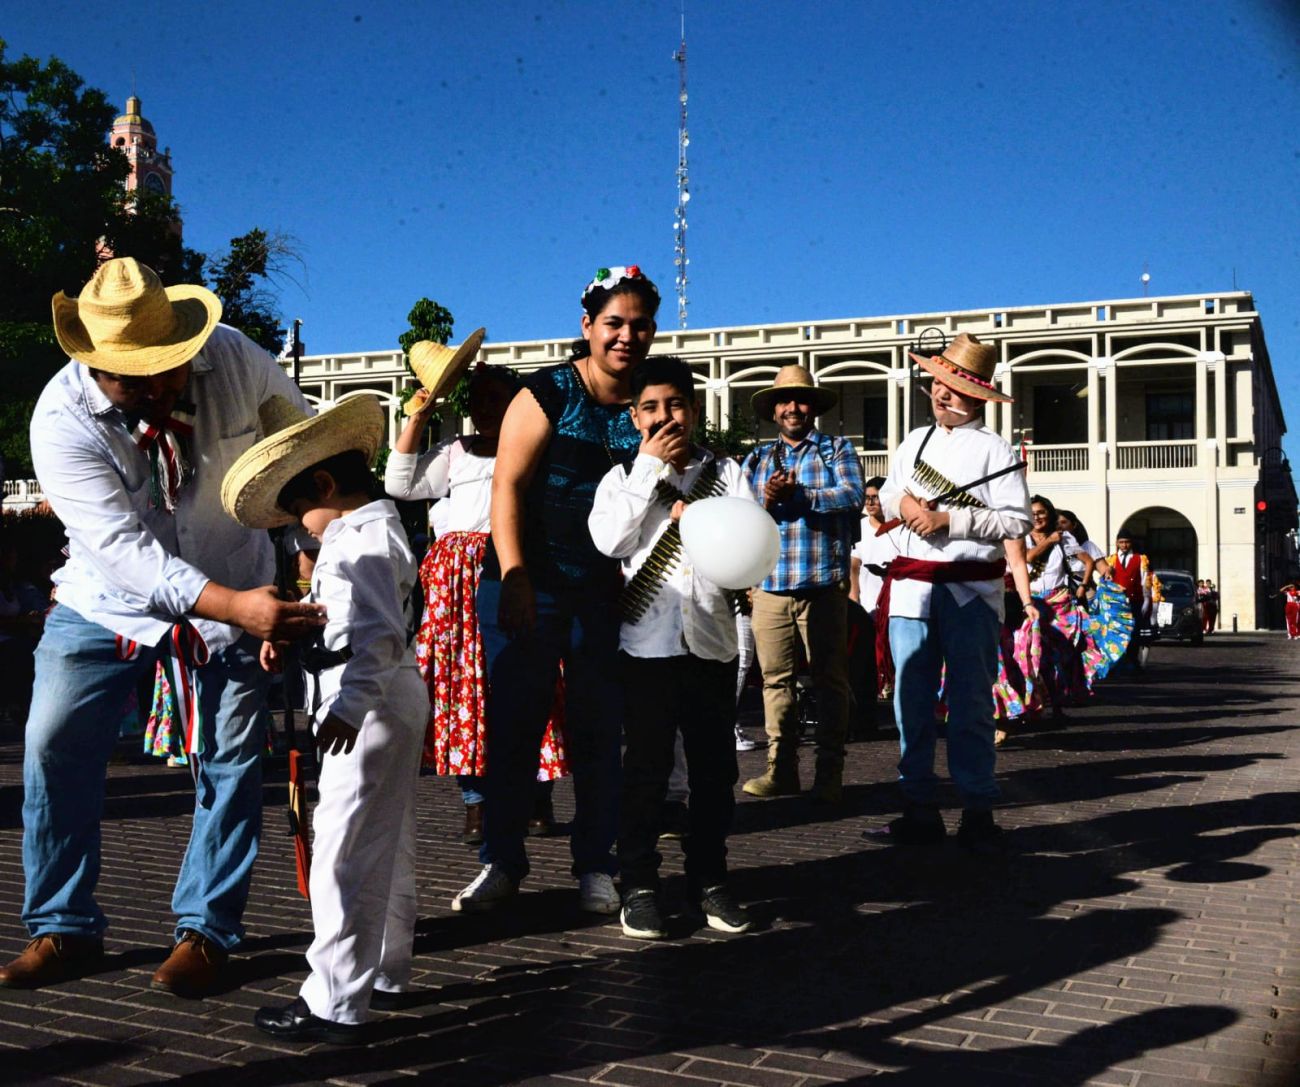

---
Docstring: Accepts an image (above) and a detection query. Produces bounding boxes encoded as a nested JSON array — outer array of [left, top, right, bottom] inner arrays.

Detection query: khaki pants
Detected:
[[750, 586, 851, 769]]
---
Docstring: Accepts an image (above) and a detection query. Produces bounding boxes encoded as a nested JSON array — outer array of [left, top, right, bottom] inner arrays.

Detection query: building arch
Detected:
[[1006, 348, 1091, 368], [1112, 342, 1199, 363], [1114, 505, 1198, 575]]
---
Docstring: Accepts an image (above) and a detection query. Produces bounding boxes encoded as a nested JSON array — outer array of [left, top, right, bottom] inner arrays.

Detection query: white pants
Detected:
[[300, 666, 427, 1024]]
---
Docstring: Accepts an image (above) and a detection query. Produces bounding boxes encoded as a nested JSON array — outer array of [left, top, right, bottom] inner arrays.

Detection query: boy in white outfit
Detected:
[[589, 355, 756, 939], [221, 394, 428, 1045]]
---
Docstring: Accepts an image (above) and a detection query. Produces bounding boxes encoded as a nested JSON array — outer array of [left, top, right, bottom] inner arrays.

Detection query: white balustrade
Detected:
[[1114, 441, 1197, 470], [1026, 444, 1090, 473]]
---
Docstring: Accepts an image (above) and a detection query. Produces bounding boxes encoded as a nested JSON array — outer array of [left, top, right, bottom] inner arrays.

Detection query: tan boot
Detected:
[[742, 762, 801, 798], [0, 934, 103, 989]]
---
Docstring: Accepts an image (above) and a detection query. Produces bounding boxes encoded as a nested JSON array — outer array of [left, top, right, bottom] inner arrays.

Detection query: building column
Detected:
[[995, 362, 1013, 442], [887, 366, 906, 450]]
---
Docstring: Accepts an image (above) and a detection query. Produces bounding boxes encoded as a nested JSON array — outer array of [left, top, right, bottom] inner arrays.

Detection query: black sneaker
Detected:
[[620, 889, 667, 939], [694, 886, 752, 934], [956, 809, 1005, 855]]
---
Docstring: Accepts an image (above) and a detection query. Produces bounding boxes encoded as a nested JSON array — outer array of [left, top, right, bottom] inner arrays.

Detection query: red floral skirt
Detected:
[[415, 531, 567, 778]]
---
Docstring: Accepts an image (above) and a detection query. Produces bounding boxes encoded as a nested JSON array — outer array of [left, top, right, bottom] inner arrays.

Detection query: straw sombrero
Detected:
[[910, 333, 1011, 403], [402, 327, 487, 416], [750, 364, 838, 420], [52, 258, 222, 376], [221, 395, 386, 529]]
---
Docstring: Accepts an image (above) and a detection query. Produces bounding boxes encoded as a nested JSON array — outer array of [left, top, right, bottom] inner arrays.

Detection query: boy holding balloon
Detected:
[[589, 355, 758, 940]]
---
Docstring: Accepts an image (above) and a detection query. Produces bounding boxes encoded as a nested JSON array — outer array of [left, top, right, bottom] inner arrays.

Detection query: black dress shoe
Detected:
[[368, 988, 407, 1011], [253, 997, 369, 1045]]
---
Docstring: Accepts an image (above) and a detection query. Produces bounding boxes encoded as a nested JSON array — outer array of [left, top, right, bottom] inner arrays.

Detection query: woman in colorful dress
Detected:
[[1057, 509, 1131, 681], [452, 265, 659, 916], [386, 362, 566, 846], [1022, 494, 1092, 718]]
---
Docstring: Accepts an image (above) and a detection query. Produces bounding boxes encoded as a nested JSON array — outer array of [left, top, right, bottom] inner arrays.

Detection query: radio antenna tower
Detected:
[[672, 2, 690, 328]]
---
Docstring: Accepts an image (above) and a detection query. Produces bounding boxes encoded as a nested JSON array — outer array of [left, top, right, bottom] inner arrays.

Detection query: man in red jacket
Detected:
[[1108, 531, 1151, 623]]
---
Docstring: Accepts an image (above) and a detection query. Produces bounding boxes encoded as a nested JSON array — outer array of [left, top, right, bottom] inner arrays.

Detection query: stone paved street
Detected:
[[0, 633, 1297, 1086]]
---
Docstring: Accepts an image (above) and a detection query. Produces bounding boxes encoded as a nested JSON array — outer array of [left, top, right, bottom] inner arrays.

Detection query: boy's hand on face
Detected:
[[316, 713, 359, 757], [641, 420, 688, 467]]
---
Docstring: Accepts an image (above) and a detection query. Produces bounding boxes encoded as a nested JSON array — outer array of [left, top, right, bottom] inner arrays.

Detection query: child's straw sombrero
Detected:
[[402, 327, 487, 416], [221, 395, 386, 529]]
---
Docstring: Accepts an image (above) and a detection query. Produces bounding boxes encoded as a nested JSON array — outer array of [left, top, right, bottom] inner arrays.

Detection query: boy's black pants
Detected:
[[618, 652, 738, 896]]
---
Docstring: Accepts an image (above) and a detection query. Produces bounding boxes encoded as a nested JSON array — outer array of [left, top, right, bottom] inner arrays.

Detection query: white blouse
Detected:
[[1029, 530, 1082, 596], [384, 437, 495, 534]]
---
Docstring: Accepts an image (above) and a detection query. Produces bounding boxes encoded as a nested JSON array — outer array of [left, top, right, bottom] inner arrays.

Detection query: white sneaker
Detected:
[[451, 864, 518, 912], [578, 872, 620, 914]]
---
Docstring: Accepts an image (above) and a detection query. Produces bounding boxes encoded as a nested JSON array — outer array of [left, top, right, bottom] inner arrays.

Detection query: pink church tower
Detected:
[[109, 95, 181, 238]]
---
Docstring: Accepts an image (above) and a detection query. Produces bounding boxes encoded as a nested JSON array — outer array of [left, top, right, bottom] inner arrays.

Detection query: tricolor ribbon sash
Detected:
[[157, 621, 210, 762], [132, 399, 196, 513]]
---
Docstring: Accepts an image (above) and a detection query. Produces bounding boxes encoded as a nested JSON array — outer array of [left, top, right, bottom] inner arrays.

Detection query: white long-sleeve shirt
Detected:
[[384, 437, 494, 534], [308, 500, 423, 731], [853, 520, 901, 617], [1029, 530, 1083, 596], [879, 420, 1031, 621], [589, 449, 752, 661], [29, 324, 310, 651]]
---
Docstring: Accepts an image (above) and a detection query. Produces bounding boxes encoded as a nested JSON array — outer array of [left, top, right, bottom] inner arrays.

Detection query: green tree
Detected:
[[697, 410, 757, 459], [206, 228, 303, 354]]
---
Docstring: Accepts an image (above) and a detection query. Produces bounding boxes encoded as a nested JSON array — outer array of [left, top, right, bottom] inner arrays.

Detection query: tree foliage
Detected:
[[697, 410, 757, 458], [206, 228, 304, 354], [0, 42, 301, 473]]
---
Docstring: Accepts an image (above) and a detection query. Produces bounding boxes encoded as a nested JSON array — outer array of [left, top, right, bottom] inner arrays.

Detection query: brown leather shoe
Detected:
[[0, 933, 104, 989], [150, 931, 228, 998]]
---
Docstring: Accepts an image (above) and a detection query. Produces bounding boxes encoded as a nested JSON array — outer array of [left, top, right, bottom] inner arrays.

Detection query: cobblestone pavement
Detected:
[[0, 634, 1297, 1086]]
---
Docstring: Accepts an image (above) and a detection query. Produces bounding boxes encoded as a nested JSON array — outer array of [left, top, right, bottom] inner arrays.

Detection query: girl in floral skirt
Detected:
[[386, 362, 566, 845]]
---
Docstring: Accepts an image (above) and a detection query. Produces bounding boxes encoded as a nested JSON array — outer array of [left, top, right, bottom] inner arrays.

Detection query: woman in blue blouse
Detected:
[[452, 266, 660, 915]]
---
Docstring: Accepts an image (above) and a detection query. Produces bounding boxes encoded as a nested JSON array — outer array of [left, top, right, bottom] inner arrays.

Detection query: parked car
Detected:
[[1152, 569, 1203, 644]]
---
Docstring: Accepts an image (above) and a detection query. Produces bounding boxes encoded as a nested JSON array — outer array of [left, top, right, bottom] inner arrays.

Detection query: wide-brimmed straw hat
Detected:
[[910, 333, 1011, 403], [52, 257, 222, 376], [402, 327, 487, 416], [221, 395, 386, 529], [750, 364, 839, 420]]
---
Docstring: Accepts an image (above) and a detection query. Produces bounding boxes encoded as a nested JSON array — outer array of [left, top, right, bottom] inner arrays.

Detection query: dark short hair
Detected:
[[277, 449, 381, 511], [629, 355, 697, 405], [865, 476, 886, 491], [1057, 508, 1089, 544]]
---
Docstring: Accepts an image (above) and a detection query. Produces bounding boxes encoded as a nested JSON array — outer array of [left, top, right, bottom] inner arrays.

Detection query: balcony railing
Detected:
[[1115, 440, 1197, 470], [1, 479, 44, 508], [859, 452, 890, 478], [1026, 444, 1089, 473]]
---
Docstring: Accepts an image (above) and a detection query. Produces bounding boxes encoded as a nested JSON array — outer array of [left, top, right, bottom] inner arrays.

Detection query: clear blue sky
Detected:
[[7, 0, 1299, 436]]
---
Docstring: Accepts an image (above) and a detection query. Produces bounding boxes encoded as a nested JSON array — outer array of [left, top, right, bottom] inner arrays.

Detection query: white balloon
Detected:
[[679, 497, 781, 591]]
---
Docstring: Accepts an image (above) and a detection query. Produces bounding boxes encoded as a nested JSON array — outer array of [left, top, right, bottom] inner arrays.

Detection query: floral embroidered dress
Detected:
[[385, 437, 567, 778]]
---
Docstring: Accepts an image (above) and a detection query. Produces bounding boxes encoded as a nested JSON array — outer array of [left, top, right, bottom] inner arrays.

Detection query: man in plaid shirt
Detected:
[[740, 366, 864, 804]]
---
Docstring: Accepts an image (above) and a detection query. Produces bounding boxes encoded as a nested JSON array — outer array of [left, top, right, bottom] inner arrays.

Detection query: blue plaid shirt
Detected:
[[741, 429, 865, 592]]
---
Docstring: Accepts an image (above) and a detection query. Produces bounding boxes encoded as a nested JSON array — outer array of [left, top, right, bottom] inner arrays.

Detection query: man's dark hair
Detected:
[[865, 475, 886, 491], [277, 449, 381, 511], [629, 354, 698, 405]]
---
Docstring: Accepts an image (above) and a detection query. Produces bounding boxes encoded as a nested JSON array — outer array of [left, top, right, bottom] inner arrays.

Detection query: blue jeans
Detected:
[[22, 604, 269, 950], [476, 578, 622, 883], [889, 587, 999, 810]]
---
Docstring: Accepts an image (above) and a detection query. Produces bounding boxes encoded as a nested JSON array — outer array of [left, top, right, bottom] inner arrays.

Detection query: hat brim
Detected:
[[403, 327, 487, 416], [221, 396, 387, 529], [751, 383, 839, 420], [52, 284, 222, 376], [913, 354, 1012, 403]]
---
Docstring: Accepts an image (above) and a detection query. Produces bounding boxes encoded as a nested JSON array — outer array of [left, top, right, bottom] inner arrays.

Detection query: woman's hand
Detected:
[[259, 640, 283, 674], [316, 713, 359, 757], [1024, 602, 1041, 624], [409, 388, 436, 416], [497, 567, 537, 637]]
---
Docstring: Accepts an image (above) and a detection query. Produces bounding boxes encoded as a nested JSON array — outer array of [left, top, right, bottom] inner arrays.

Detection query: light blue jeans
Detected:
[[889, 587, 1000, 810], [22, 604, 269, 950]]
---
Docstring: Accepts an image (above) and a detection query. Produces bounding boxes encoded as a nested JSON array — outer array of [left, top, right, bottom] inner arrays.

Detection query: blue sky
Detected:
[[7, 0, 1299, 436]]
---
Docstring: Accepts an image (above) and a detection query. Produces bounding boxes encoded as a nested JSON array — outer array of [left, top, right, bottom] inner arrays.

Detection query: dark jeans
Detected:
[[476, 578, 623, 883], [618, 652, 738, 895]]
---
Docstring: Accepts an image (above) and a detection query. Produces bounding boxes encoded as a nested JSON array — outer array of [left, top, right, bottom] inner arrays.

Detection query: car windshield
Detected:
[[1161, 580, 1194, 602]]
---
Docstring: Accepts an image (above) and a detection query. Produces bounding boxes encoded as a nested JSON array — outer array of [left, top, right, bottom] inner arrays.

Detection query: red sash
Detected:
[[875, 557, 1007, 686]]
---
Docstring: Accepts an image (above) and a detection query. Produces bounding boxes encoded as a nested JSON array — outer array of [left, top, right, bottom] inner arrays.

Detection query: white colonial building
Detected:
[[277, 290, 1295, 630]]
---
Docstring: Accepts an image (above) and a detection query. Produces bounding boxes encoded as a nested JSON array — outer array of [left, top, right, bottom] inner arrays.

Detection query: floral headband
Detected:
[[581, 265, 659, 304]]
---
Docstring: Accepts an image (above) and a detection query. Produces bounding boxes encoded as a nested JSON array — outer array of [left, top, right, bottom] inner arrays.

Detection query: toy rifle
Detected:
[[272, 527, 313, 900]]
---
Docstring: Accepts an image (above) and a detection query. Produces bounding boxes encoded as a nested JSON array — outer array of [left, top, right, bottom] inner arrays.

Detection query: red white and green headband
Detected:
[[581, 265, 658, 304]]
